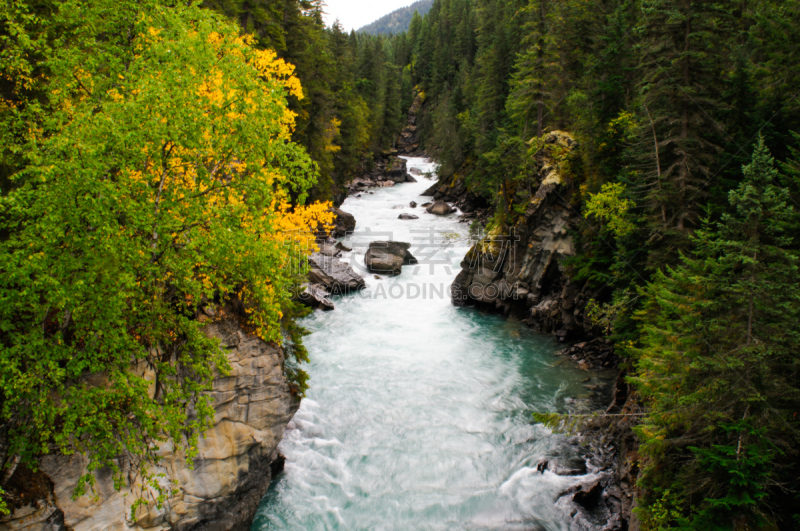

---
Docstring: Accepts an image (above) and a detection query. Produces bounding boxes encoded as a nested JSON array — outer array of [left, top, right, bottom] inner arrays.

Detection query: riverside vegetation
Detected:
[[2, 0, 800, 530]]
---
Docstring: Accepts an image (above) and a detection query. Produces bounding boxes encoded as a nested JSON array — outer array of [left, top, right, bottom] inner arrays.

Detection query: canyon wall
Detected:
[[1, 308, 299, 531]]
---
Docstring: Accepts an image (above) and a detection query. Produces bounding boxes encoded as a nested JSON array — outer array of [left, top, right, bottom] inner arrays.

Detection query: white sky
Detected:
[[321, 0, 418, 32]]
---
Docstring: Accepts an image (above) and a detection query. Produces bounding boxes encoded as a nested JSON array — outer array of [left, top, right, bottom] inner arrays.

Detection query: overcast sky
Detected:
[[321, 0, 417, 32]]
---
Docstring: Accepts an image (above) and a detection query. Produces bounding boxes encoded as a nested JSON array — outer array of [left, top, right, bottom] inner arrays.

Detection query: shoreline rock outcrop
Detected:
[[395, 91, 424, 156], [448, 132, 591, 341], [1, 308, 300, 531], [329, 208, 356, 238]]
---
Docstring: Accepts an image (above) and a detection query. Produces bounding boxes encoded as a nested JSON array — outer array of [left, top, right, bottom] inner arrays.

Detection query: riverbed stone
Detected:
[[364, 241, 418, 276], [426, 200, 455, 215], [308, 252, 366, 294]]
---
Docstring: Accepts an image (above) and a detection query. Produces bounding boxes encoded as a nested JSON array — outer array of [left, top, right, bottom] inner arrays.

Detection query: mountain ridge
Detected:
[[358, 0, 433, 35]]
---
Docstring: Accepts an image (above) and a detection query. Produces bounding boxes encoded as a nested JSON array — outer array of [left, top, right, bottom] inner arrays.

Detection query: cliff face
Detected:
[[395, 91, 423, 156], [446, 131, 639, 529], [1, 309, 299, 531], [449, 131, 592, 341]]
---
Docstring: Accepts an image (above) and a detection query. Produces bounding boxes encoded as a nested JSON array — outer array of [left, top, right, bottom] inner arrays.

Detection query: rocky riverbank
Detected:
[[421, 131, 640, 530], [443, 131, 593, 341], [1, 307, 299, 531]]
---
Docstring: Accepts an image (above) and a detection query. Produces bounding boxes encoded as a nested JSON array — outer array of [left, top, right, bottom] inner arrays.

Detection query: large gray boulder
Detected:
[[308, 252, 366, 294], [386, 157, 410, 183], [364, 241, 418, 276], [330, 207, 356, 238], [426, 200, 455, 216], [295, 283, 335, 311]]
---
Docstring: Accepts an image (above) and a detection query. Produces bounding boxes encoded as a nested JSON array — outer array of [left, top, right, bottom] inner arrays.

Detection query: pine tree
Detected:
[[634, 0, 734, 265], [506, 0, 560, 139], [633, 138, 800, 528]]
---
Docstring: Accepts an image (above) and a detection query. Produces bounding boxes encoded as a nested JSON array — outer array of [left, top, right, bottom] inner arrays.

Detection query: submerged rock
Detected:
[[398, 213, 419, 220], [555, 338, 619, 370], [364, 241, 418, 276]]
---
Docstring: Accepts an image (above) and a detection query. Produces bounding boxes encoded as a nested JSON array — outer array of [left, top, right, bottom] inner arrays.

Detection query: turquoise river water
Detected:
[[251, 158, 609, 531]]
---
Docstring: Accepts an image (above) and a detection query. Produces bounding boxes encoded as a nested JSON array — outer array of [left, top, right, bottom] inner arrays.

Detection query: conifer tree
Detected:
[[506, 0, 559, 139], [633, 138, 800, 528], [634, 0, 733, 263]]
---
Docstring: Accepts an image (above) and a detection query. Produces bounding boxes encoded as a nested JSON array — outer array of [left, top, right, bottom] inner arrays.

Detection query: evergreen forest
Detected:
[[2, 0, 800, 529]]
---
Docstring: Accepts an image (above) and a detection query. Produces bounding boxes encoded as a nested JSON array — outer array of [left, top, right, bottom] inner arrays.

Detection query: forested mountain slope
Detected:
[[200, 0, 414, 202], [2, 0, 800, 529], [401, 0, 800, 528], [358, 0, 434, 35]]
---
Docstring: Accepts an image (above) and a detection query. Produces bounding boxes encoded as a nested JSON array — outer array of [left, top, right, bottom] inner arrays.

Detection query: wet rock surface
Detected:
[[425, 200, 455, 216], [556, 339, 620, 371], [308, 250, 366, 294]]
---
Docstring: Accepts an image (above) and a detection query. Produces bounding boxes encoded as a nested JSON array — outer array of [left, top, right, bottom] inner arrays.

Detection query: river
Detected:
[[251, 157, 610, 531]]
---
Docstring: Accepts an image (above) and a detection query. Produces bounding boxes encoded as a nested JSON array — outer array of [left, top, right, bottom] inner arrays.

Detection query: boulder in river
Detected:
[[296, 283, 335, 311], [410, 201, 417, 208], [386, 157, 410, 183], [398, 214, 419, 220], [426, 200, 455, 216], [308, 252, 366, 293], [330, 207, 356, 238], [364, 241, 418, 276]]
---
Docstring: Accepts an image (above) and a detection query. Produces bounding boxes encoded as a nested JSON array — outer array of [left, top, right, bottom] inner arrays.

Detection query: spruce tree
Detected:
[[634, 0, 733, 264], [633, 137, 800, 529]]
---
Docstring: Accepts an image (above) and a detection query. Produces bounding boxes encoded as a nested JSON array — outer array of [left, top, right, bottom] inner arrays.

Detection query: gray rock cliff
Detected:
[[449, 131, 592, 341], [1, 309, 299, 531]]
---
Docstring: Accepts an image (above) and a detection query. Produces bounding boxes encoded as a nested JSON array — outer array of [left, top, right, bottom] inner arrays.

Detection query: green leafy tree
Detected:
[[0, 0, 332, 514]]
